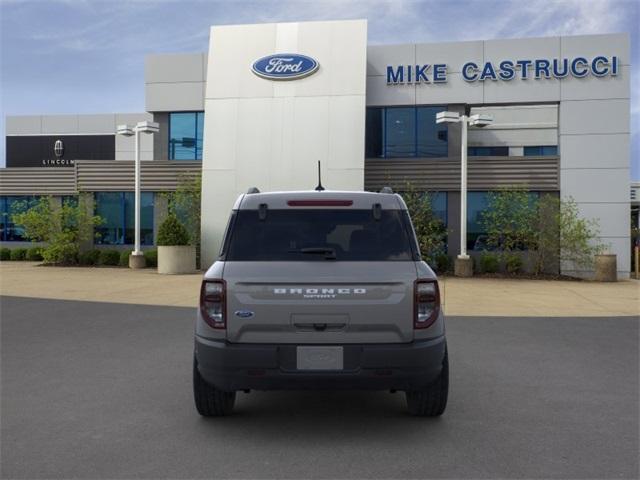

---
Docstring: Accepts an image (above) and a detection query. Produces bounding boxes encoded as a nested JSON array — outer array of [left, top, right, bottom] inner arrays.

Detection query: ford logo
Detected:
[[234, 310, 255, 318], [252, 54, 319, 81]]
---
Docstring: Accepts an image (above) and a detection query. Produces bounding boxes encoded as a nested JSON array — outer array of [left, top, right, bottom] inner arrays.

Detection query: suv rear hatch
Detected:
[[221, 206, 418, 344]]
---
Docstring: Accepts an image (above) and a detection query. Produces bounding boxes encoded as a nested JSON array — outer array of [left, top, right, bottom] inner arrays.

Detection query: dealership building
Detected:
[[0, 20, 632, 277]]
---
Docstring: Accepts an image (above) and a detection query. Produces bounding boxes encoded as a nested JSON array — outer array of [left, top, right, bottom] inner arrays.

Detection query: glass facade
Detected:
[[468, 146, 509, 156], [524, 146, 558, 156], [0, 196, 38, 241], [365, 106, 448, 158], [467, 191, 540, 251], [94, 192, 154, 245], [169, 112, 204, 160], [61, 196, 78, 208], [467, 192, 491, 252], [430, 192, 447, 225]]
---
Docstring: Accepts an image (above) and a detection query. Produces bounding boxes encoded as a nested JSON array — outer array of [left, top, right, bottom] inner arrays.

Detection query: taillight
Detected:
[[200, 280, 226, 329], [414, 280, 440, 329], [286, 200, 353, 207]]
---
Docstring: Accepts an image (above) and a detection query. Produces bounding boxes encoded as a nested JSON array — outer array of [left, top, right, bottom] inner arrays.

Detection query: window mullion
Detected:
[[121, 192, 126, 245], [414, 107, 418, 158], [382, 108, 387, 158]]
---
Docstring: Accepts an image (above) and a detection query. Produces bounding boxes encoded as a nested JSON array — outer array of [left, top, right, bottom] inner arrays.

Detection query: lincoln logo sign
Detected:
[[386, 55, 620, 84], [252, 54, 319, 80], [54, 139, 64, 158]]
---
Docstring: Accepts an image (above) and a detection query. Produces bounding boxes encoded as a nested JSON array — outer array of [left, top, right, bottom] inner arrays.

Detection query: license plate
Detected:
[[296, 346, 343, 370]]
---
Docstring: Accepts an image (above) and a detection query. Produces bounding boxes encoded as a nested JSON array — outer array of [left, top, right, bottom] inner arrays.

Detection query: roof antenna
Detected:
[[315, 160, 325, 191]]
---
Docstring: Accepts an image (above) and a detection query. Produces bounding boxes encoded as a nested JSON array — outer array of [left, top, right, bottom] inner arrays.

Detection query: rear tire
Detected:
[[193, 357, 236, 416], [405, 346, 449, 417]]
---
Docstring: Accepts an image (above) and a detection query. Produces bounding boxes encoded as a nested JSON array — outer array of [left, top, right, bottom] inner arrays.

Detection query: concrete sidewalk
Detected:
[[0, 262, 638, 317]]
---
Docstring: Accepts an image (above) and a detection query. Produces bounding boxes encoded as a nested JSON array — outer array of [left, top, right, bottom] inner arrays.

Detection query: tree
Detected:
[[480, 187, 536, 252], [165, 173, 201, 246], [531, 195, 606, 274], [11, 197, 103, 265], [400, 184, 448, 264], [556, 197, 605, 271], [531, 194, 560, 275], [479, 189, 605, 276]]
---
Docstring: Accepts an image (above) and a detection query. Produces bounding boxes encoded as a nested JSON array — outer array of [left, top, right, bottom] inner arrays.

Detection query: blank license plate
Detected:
[[296, 346, 344, 370]]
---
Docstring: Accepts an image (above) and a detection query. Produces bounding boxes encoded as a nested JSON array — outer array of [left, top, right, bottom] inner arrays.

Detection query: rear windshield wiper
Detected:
[[289, 247, 337, 260]]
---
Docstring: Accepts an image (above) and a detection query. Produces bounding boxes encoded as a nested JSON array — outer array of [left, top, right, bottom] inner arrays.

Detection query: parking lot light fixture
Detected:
[[436, 111, 493, 269], [116, 121, 159, 268]]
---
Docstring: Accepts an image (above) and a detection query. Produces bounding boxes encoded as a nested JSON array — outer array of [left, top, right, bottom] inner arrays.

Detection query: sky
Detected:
[[1, 0, 638, 178]]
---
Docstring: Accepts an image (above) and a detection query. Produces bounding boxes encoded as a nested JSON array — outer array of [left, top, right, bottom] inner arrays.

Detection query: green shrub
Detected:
[[400, 186, 447, 260], [434, 253, 451, 274], [11, 195, 103, 265], [165, 173, 201, 246], [119, 250, 131, 267], [479, 252, 500, 273], [0, 248, 10, 261], [79, 249, 101, 266], [26, 247, 43, 261], [157, 214, 190, 246], [98, 250, 120, 266], [10, 248, 27, 261], [505, 253, 523, 274], [144, 249, 157, 268], [44, 242, 78, 265]]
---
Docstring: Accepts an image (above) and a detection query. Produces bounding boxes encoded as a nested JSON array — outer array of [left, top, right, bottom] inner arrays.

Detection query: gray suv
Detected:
[[193, 189, 448, 416]]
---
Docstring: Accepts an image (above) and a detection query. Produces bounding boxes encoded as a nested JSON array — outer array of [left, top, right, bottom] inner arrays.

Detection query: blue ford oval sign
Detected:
[[252, 54, 319, 80]]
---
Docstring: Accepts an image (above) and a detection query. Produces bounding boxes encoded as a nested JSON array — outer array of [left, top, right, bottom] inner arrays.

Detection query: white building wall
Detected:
[[200, 20, 367, 267], [557, 35, 631, 278], [468, 105, 558, 147], [145, 53, 207, 112]]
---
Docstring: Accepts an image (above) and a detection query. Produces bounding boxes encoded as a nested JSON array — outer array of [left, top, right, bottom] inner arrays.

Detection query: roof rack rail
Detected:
[[380, 186, 394, 194], [247, 187, 260, 194]]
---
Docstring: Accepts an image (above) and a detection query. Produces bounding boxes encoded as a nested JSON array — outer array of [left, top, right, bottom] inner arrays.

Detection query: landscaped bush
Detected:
[[504, 253, 523, 274], [144, 249, 158, 268], [119, 250, 130, 267], [400, 186, 447, 261], [479, 252, 500, 273], [79, 249, 101, 266], [11, 195, 102, 265], [45, 243, 79, 265], [10, 248, 27, 261], [479, 188, 605, 276], [26, 247, 43, 261], [157, 214, 190, 246], [0, 248, 10, 261], [434, 253, 451, 274], [98, 250, 120, 266], [165, 173, 201, 246]]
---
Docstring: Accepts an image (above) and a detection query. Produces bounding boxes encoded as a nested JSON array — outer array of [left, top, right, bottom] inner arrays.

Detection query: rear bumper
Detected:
[[194, 335, 446, 391]]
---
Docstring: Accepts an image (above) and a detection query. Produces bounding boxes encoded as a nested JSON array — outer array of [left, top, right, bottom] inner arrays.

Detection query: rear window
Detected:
[[224, 209, 416, 261]]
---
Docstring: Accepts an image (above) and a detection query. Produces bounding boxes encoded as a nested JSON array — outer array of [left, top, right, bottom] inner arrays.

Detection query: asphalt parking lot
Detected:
[[1, 296, 638, 479]]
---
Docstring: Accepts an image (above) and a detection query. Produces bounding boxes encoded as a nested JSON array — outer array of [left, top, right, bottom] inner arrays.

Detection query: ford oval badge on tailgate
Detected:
[[235, 310, 255, 318], [251, 54, 319, 80]]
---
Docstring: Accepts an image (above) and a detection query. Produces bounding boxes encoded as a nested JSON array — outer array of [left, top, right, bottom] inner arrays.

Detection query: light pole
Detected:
[[436, 111, 493, 276], [116, 121, 159, 269]]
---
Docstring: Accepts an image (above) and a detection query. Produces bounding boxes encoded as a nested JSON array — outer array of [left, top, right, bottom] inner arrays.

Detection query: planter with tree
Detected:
[[157, 214, 195, 274]]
